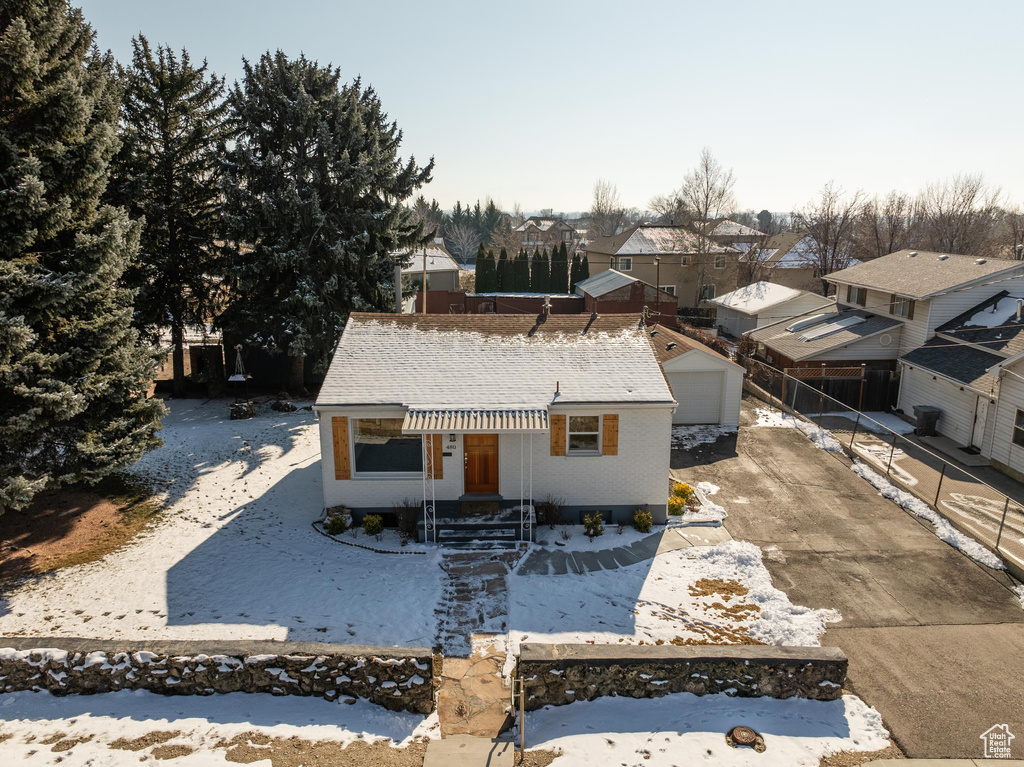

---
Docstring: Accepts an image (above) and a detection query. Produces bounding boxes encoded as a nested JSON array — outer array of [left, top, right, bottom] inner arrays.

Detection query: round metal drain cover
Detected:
[[726, 726, 766, 752]]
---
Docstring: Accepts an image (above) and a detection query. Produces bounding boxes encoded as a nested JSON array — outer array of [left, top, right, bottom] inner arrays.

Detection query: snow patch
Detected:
[[672, 424, 736, 450]]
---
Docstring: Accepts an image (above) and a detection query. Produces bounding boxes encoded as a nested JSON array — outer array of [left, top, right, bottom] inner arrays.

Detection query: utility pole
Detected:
[[421, 243, 427, 315], [655, 256, 661, 322]]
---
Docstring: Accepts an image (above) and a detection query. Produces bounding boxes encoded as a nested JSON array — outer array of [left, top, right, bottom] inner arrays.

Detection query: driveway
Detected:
[[672, 398, 1024, 760]]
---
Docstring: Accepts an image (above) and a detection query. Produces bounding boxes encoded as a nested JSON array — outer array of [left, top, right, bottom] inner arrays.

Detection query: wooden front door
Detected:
[[464, 434, 499, 494]]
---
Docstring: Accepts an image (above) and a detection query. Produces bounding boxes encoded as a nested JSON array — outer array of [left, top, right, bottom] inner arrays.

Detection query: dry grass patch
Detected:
[[218, 732, 430, 767], [689, 578, 749, 600], [153, 744, 196, 759], [819, 740, 903, 766], [516, 749, 560, 766], [110, 730, 182, 751], [0, 474, 161, 582]]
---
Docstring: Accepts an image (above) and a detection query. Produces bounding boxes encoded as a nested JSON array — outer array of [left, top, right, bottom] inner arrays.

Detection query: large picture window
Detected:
[[568, 415, 600, 454], [353, 418, 423, 474]]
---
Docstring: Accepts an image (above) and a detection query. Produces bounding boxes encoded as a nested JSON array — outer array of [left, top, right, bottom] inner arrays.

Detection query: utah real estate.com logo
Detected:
[[980, 724, 1015, 759]]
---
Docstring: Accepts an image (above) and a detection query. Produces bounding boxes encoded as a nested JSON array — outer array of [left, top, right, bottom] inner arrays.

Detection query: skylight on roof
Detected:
[[786, 313, 831, 333], [798, 315, 865, 342]]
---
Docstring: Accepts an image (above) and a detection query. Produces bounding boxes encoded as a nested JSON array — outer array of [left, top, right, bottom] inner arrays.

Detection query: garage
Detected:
[[668, 371, 724, 424], [649, 324, 744, 426]]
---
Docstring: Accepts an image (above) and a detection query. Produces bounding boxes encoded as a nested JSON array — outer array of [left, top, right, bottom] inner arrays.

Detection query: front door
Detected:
[[464, 434, 499, 494]]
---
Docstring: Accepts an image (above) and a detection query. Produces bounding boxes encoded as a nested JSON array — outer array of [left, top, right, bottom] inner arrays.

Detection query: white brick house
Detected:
[[313, 313, 676, 534]]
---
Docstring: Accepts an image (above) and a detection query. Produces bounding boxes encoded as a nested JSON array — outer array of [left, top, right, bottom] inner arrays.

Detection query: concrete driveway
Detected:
[[672, 398, 1024, 760]]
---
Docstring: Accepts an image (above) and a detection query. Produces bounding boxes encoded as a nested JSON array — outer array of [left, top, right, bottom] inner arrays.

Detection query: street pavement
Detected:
[[671, 398, 1024, 760]]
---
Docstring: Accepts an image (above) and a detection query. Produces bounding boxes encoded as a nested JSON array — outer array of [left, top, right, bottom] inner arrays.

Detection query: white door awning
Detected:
[[402, 408, 549, 433]]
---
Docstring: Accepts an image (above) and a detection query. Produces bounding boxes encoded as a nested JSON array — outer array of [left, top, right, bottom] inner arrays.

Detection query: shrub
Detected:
[[536, 494, 566, 528], [668, 481, 694, 516], [363, 514, 384, 537], [325, 514, 348, 535], [393, 499, 420, 536], [678, 323, 733, 358], [633, 507, 653, 533], [583, 511, 604, 540]]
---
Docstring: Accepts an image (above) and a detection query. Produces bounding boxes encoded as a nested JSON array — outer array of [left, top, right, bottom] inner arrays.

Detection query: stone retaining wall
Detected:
[[518, 643, 847, 711], [0, 638, 434, 714]]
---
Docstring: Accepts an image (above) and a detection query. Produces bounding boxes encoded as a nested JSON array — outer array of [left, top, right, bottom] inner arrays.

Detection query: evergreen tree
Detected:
[[219, 52, 433, 391], [107, 36, 230, 397], [0, 0, 165, 513], [496, 247, 509, 292], [530, 248, 550, 292], [473, 244, 493, 292], [550, 243, 569, 293], [570, 253, 582, 290], [516, 251, 530, 292], [581, 254, 590, 280]]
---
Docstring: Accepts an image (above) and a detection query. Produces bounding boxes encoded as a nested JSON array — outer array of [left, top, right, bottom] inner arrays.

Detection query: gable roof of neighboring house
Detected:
[[515, 217, 573, 233], [747, 306, 902, 362], [707, 281, 810, 316], [901, 338, 1000, 393], [400, 247, 461, 274], [315, 313, 675, 409], [933, 290, 1024, 358], [827, 250, 1023, 299], [586, 225, 732, 256], [648, 324, 742, 369], [574, 269, 638, 297], [707, 219, 764, 238]]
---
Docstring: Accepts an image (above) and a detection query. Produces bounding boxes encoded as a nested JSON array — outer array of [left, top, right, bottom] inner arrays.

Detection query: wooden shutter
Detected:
[[602, 414, 619, 456], [889, 293, 896, 315], [907, 300, 915, 320], [550, 415, 567, 456], [332, 417, 351, 480], [428, 434, 444, 480], [845, 285, 851, 302]]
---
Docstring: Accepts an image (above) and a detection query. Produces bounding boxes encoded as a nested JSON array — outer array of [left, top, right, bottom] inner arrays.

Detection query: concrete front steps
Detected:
[[420, 513, 535, 550]]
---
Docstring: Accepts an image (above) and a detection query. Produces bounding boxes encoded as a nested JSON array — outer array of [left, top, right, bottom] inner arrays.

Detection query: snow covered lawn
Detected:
[[533, 524, 664, 551], [0, 400, 443, 647], [507, 540, 841, 665], [527, 692, 889, 767], [0, 689, 437, 766]]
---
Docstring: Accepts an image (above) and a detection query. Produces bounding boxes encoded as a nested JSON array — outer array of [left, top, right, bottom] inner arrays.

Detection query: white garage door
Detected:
[[669, 371, 724, 424]]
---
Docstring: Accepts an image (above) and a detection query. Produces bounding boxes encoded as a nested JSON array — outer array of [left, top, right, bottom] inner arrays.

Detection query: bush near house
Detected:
[[536, 495, 566, 528], [363, 514, 384, 537], [668, 482, 694, 516], [325, 514, 348, 535], [392, 499, 419, 536], [583, 511, 605, 540], [677, 323, 733, 358], [632, 507, 653, 533]]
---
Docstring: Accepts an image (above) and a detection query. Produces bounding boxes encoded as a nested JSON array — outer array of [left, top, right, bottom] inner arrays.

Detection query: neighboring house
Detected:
[[400, 245, 462, 293], [313, 313, 676, 531], [741, 232, 844, 294], [705, 219, 765, 253], [585, 225, 738, 308], [575, 269, 679, 317], [649, 324, 744, 426], [706, 281, 833, 338], [515, 217, 580, 254]]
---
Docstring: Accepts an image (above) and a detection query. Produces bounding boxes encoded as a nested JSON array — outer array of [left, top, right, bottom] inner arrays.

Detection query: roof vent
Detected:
[[908, 251, 917, 257], [650, 330, 659, 337], [666, 342, 677, 351], [976, 258, 987, 265], [938, 254, 948, 261]]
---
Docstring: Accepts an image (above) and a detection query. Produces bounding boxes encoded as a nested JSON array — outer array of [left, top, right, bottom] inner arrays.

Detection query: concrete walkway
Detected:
[[515, 525, 732, 576], [423, 735, 513, 767], [672, 398, 1024, 760]]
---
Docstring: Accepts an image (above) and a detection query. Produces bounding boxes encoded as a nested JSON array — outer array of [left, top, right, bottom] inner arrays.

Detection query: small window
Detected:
[[714, 253, 727, 269], [562, 230, 571, 242], [617, 257, 632, 271], [680, 255, 691, 266], [353, 418, 423, 474], [849, 286, 866, 306], [568, 415, 601, 454], [659, 284, 676, 296], [892, 295, 914, 318], [700, 284, 716, 300], [1014, 409, 1024, 448]]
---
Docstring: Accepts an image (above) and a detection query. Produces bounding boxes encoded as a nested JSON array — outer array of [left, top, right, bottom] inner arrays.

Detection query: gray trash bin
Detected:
[[912, 405, 941, 437]]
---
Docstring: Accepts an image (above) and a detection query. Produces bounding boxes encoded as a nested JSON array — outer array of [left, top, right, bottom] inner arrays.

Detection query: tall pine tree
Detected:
[[550, 244, 569, 293], [107, 36, 230, 397], [473, 244, 493, 292], [516, 251, 530, 292], [0, 0, 164, 513], [219, 52, 433, 391], [570, 253, 582, 290], [530, 248, 550, 292], [496, 247, 509, 292], [580, 254, 590, 281]]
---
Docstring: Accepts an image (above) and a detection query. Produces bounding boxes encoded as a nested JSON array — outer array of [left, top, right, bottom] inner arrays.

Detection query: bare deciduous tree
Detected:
[[855, 190, 918, 261], [1000, 206, 1024, 260], [590, 179, 627, 238], [444, 222, 481, 265], [795, 182, 863, 296], [678, 148, 737, 304], [916, 174, 1000, 256]]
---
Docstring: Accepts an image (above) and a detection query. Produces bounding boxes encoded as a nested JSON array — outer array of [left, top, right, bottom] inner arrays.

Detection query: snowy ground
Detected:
[[0, 400, 443, 646], [528, 692, 889, 767], [507, 540, 842, 665], [830, 410, 915, 434], [672, 423, 737, 450], [534, 524, 664, 551], [749, 407, 844, 452], [0, 689, 437, 765]]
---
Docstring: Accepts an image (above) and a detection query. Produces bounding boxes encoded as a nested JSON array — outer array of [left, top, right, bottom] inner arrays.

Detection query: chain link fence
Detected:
[[743, 357, 1024, 578]]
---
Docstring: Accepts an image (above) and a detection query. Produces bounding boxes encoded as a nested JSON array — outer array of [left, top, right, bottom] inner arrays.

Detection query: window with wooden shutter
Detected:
[[846, 285, 851, 302], [602, 414, 619, 456], [331, 417, 351, 480], [428, 434, 444, 479], [550, 415, 567, 456]]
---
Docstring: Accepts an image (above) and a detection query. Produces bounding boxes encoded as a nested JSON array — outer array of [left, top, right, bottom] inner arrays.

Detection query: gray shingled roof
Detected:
[[901, 338, 1001, 392], [586, 225, 731, 256], [747, 307, 902, 362], [827, 250, 1023, 299], [934, 290, 1024, 358]]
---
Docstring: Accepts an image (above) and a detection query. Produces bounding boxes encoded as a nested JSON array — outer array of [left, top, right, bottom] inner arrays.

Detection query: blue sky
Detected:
[[79, 0, 1024, 214]]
